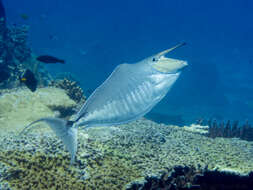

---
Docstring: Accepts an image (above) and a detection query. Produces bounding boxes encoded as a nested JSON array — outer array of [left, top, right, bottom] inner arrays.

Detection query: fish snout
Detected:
[[181, 60, 188, 69], [176, 60, 188, 73], [183, 60, 188, 67]]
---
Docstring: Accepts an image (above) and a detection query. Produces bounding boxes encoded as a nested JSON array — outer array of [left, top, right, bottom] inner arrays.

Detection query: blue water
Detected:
[[4, 0, 253, 125]]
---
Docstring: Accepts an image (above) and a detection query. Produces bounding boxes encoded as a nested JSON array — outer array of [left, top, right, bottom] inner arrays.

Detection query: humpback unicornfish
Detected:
[[20, 43, 188, 164]]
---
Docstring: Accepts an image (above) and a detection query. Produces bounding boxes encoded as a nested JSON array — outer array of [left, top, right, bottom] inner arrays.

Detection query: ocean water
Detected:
[[1, 1, 253, 189], [4, 0, 253, 124]]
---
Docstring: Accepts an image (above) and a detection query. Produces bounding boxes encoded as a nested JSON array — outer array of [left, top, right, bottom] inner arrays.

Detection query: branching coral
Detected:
[[0, 133, 142, 190], [49, 78, 85, 103], [0, 150, 87, 190], [196, 119, 253, 141]]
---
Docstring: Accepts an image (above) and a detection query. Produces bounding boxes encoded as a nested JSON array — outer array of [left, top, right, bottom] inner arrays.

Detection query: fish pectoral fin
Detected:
[[20, 117, 77, 164]]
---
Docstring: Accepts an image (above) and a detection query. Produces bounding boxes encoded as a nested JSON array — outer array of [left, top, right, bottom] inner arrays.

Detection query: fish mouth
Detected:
[[152, 42, 187, 73], [153, 57, 187, 74]]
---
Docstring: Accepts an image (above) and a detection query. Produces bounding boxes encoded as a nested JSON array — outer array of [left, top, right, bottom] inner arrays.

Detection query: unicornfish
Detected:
[[20, 43, 188, 164]]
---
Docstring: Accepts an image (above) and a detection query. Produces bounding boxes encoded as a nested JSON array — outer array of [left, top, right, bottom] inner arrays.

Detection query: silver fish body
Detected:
[[75, 62, 181, 128]]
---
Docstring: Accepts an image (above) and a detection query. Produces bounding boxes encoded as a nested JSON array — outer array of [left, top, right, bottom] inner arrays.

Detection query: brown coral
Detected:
[[49, 78, 85, 104], [200, 119, 253, 141], [0, 151, 87, 190]]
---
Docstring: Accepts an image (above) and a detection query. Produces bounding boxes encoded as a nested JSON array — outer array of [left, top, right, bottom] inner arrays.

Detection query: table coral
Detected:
[[0, 87, 76, 132]]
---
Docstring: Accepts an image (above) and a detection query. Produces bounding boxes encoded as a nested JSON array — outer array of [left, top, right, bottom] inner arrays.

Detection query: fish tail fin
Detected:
[[20, 117, 77, 164]]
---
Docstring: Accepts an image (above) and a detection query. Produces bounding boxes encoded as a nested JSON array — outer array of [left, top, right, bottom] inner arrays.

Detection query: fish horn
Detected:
[[157, 42, 186, 58]]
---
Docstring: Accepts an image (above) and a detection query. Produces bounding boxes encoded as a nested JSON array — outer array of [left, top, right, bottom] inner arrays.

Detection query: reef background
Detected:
[[4, 0, 253, 125], [1, 1, 253, 189]]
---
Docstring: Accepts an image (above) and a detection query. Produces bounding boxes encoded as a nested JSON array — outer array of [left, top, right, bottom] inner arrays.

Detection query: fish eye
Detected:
[[152, 58, 156, 62]]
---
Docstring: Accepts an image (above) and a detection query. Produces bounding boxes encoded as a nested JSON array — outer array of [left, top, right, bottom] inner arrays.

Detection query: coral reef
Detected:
[[126, 165, 253, 190], [0, 152, 86, 189], [0, 133, 87, 190], [0, 24, 31, 88], [49, 78, 85, 104], [126, 165, 200, 190], [0, 130, 141, 190], [6, 25, 31, 63], [0, 87, 76, 132], [0, 2, 51, 89], [1, 118, 253, 189], [0, 101, 253, 190], [197, 119, 253, 141]]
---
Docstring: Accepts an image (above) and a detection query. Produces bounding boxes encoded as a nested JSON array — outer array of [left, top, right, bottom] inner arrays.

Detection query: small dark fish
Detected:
[[20, 69, 37, 92], [0, 70, 10, 83], [36, 55, 65, 64]]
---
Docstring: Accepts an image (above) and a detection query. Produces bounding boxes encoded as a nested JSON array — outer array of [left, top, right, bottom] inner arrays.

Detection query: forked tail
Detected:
[[20, 117, 77, 164]]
